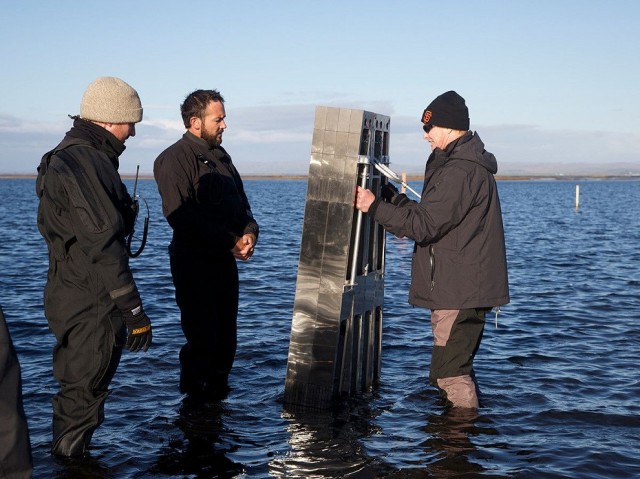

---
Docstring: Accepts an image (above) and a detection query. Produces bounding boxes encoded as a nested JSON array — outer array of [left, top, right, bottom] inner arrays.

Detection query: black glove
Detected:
[[381, 183, 410, 207], [122, 306, 152, 352], [381, 182, 399, 202]]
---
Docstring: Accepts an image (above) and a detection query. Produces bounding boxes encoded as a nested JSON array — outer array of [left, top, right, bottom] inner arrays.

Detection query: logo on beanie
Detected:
[[422, 110, 432, 124]]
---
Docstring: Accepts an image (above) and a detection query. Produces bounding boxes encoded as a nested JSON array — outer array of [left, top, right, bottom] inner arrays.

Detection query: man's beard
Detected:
[[201, 128, 222, 147]]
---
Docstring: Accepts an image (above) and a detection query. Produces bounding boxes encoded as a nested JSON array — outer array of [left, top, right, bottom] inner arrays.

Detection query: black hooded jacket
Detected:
[[35, 119, 141, 312], [370, 131, 509, 310]]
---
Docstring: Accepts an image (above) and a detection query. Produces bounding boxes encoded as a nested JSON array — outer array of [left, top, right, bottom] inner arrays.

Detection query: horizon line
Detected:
[[3, 173, 640, 181]]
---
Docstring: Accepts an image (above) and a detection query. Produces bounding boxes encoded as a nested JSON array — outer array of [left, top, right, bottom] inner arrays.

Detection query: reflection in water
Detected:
[[271, 397, 505, 479], [148, 397, 244, 478], [422, 408, 484, 477], [420, 408, 506, 479], [270, 399, 386, 478], [53, 455, 111, 479]]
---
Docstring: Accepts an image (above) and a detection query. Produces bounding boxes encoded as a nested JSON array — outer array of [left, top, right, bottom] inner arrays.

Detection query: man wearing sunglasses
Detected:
[[355, 91, 509, 409]]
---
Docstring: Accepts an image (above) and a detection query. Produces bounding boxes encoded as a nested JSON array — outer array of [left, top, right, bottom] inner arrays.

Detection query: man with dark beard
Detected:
[[154, 90, 259, 401]]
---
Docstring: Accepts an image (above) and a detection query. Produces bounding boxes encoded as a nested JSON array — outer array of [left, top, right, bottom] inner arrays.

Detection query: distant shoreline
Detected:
[[3, 174, 639, 181]]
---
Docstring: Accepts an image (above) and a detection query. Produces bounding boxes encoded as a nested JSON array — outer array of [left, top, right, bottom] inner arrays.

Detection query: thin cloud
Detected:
[[0, 113, 67, 135], [1, 107, 639, 177]]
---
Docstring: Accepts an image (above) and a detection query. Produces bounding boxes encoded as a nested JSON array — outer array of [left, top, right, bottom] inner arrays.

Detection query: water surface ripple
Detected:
[[1, 178, 639, 478]]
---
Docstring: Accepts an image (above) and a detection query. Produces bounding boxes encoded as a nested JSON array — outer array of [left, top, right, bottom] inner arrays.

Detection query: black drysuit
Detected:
[[36, 119, 141, 456], [154, 132, 259, 398], [0, 306, 33, 478]]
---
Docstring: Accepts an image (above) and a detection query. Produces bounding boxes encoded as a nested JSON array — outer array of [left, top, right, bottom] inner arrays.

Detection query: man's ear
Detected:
[[189, 116, 201, 130]]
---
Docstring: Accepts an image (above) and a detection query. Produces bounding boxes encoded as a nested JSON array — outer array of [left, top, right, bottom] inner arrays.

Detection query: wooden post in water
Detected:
[[575, 184, 580, 209]]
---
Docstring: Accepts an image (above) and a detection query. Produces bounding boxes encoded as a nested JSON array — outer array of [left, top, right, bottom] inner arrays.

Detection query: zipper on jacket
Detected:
[[429, 244, 435, 291]]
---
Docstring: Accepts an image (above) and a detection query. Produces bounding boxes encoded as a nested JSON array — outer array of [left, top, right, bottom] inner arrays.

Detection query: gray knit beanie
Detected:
[[80, 77, 143, 123]]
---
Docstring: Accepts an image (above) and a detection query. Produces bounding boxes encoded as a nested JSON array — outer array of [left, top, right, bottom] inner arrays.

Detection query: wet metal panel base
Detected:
[[284, 106, 390, 409]]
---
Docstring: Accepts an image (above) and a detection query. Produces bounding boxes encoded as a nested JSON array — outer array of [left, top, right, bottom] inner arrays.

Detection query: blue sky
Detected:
[[1, 0, 639, 176]]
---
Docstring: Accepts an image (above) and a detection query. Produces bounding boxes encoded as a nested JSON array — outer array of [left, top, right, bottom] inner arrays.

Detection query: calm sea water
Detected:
[[1, 177, 639, 479]]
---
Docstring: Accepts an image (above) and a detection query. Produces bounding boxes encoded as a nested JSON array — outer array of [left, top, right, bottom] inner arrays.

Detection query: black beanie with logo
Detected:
[[421, 90, 469, 131]]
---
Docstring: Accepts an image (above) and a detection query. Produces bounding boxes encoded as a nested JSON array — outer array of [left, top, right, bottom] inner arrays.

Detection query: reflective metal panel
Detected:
[[284, 106, 390, 409]]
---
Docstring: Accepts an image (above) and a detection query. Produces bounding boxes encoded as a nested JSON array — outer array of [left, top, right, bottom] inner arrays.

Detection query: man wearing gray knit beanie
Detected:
[[35, 76, 153, 457]]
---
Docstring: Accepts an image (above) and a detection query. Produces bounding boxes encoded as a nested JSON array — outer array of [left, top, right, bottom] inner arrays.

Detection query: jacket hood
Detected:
[[448, 132, 498, 175]]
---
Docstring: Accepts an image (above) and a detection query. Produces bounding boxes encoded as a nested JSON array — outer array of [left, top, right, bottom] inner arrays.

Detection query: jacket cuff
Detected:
[[109, 282, 142, 314], [243, 222, 260, 240], [368, 197, 383, 217]]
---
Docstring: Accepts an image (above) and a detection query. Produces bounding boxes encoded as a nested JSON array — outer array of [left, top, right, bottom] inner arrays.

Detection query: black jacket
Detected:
[[154, 132, 259, 255], [371, 132, 509, 310], [35, 119, 141, 312], [0, 307, 32, 479]]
